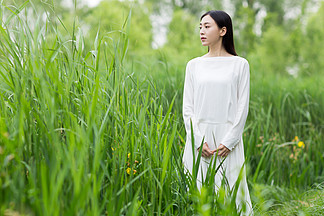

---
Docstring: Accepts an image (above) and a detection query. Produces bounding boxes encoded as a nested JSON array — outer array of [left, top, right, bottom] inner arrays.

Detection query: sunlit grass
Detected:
[[252, 183, 324, 215]]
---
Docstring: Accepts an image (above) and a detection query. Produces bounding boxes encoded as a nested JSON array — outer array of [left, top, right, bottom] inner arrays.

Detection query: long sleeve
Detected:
[[183, 61, 204, 150], [221, 61, 250, 151]]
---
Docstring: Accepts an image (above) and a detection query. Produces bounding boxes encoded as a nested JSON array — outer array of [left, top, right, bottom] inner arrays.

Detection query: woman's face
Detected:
[[199, 15, 226, 47]]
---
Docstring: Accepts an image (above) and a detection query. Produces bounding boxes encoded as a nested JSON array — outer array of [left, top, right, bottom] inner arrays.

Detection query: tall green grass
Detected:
[[252, 182, 324, 215], [0, 1, 323, 215], [0, 2, 245, 215]]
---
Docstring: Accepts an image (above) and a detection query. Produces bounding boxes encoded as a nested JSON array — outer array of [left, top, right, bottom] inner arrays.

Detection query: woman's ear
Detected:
[[220, 27, 227, 37]]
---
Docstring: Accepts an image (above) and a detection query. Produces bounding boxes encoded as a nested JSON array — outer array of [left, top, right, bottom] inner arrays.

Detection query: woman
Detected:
[[182, 10, 253, 214]]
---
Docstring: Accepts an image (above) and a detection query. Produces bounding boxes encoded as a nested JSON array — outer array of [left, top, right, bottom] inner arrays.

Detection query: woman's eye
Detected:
[[199, 26, 210, 29]]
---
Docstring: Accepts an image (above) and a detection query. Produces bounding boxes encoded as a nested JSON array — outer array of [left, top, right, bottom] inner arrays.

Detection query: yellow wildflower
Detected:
[[126, 167, 136, 175], [292, 136, 299, 142], [126, 167, 131, 175], [298, 141, 305, 148], [127, 153, 131, 159]]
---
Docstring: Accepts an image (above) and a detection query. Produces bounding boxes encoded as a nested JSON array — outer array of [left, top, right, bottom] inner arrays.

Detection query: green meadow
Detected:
[[0, 1, 323, 215]]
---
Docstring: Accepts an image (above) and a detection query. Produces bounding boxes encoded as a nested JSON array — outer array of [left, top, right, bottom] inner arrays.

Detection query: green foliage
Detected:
[[252, 183, 324, 215], [301, 1, 324, 76], [234, 5, 257, 57], [83, 0, 152, 57], [253, 25, 290, 75], [162, 8, 205, 62]]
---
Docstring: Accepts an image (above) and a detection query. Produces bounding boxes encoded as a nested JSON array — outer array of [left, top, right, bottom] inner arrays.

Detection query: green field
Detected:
[[0, 1, 323, 215]]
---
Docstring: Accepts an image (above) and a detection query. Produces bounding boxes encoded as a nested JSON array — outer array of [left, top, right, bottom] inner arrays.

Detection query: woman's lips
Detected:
[[201, 37, 206, 41]]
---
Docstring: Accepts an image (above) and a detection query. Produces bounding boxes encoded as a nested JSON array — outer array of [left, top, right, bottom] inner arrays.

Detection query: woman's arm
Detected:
[[183, 60, 204, 150], [220, 60, 250, 151]]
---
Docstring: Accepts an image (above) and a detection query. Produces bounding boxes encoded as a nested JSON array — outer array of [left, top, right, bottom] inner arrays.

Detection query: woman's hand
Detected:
[[198, 143, 230, 158], [198, 142, 215, 158], [216, 144, 230, 157]]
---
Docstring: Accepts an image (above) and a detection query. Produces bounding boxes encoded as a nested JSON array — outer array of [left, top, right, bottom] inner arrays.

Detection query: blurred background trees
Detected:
[[3, 0, 324, 76]]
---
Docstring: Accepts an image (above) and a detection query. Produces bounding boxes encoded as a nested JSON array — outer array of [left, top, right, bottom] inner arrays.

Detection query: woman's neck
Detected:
[[207, 42, 231, 57]]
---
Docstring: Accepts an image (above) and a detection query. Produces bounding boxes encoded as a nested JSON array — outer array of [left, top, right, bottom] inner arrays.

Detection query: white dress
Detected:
[[182, 56, 253, 215]]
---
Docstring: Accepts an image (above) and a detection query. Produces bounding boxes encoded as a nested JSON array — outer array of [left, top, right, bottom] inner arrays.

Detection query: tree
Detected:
[[254, 25, 290, 75], [144, 0, 223, 17], [83, 0, 152, 57], [301, 1, 324, 75], [162, 8, 205, 62], [233, 4, 257, 57]]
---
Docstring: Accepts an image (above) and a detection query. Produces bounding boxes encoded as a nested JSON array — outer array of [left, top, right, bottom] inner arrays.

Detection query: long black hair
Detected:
[[200, 10, 237, 56]]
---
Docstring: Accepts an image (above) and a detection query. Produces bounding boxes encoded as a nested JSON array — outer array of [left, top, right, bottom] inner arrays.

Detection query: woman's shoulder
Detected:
[[187, 55, 249, 65], [186, 56, 201, 64], [235, 56, 249, 65]]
